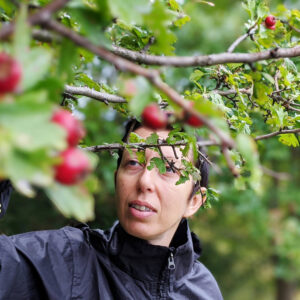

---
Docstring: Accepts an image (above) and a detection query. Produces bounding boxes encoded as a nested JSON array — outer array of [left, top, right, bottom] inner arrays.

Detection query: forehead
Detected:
[[134, 126, 170, 141], [127, 126, 188, 161]]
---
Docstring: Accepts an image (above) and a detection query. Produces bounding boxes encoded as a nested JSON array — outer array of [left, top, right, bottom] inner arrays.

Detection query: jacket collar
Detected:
[[98, 218, 202, 282]]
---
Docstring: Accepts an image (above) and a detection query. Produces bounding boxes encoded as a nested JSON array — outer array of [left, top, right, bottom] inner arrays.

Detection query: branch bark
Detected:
[[112, 45, 300, 67], [83, 140, 218, 153], [64, 85, 127, 103], [255, 128, 300, 141]]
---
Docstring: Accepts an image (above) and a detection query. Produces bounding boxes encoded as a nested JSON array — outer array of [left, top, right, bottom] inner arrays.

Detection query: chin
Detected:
[[123, 220, 155, 241]]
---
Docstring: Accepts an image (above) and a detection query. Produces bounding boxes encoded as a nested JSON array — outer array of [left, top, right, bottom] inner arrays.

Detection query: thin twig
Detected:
[[209, 88, 252, 96], [64, 85, 127, 103], [83, 140, 219, 152], [227, 24, 257, 53], [255, 128, 300, 141], [222, 146, 240, 177], [280, 19, 300, 34], [260, 166, 291, 181]]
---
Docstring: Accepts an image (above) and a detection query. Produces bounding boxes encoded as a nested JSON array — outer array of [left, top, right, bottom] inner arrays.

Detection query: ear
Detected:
[[183, 187, 207, 218]]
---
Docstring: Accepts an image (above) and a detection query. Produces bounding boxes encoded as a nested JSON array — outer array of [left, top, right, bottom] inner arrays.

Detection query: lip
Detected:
[[128, 200, 157, 219], [128, 200, 157, 212]]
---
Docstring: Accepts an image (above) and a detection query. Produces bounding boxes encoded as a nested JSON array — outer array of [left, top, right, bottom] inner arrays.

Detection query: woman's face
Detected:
[[115, 126, 204, 247]]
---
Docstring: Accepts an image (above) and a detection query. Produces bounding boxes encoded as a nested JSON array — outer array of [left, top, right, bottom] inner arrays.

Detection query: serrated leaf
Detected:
[[279, 134, 299, 147], [129, 132, 144, 143], [136, 150, 146, 164], [145, 132, 159, 144], [46, 183, 95, 222], [144, 0, 177, 55], [147, 157, 166, 174]]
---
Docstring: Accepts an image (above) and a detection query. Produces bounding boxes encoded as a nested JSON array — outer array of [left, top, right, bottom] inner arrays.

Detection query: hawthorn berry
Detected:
[[184, 102, 204, 128], [265, 15, 276, 30], [185, 114, 204, 127], [51, 109, 86, 147], [54, 148, 91, 185], [141, 104, 168, 129], [0, 52, 22, 94]]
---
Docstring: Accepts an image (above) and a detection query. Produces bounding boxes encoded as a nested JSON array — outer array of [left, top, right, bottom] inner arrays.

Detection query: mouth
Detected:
[[128, 201, 156, 213]]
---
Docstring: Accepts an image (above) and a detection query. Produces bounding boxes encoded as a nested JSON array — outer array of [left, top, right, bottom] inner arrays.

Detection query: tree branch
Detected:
[[42, 19, 235, 150], [227, 24, 257, 53], [83, 140, 218, 152], [260, 166, 291, 181], [255, 128, 300, 141], [112, 45, 300, 67], [0, 0, 70, 40], [209, 88, 251, 96], [64, 85, 127, 103]]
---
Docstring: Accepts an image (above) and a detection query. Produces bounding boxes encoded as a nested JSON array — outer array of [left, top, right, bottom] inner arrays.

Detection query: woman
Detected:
[[0, 120, 223, 300]]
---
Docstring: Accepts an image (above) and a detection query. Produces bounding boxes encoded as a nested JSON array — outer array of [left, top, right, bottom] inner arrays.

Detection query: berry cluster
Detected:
[[141, 103, 204, 130], [51, 109, 91, 185]]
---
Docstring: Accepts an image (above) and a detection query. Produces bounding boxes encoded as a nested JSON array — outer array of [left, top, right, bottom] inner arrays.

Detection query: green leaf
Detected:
[[147, 157, 166, 174], [175, 173, 189, 185], [46, 183, 95, 222], [128, 132, 144, 144], [174, 15, 191, 28], [284, 58, 297, 74], [0, 95, 66, 151], [145, 132, 159, 144], [13, 4, 30, 65], [190, 70, 204, 82], [278, 134, 299, 147], [144, 0, 177, 55], [57, 39, 79, 83], [108, 0, 150, 25], [262, 72, 275, 84], [136, 150, 146, 164], [129, 77, 154, 116], [21, 48, 52, 91]]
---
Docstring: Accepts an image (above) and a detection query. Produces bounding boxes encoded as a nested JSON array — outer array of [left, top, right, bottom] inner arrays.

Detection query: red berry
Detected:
[[0, 52, 22, 94], [54, 148, 91, 185], [186, 114, 204, 127], [184, 102, 204, 128], [141, 104, 168, 129], [265, 15, 276, 29], [51, 109, 86, 147]]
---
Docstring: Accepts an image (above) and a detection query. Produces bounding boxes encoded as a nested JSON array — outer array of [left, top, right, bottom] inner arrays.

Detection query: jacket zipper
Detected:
[[168, 251, 176, 270]]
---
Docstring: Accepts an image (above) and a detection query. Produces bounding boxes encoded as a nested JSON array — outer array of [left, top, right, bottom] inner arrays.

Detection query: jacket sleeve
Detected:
[[0, 180, 12, 219], [0, 228, 74, 300]]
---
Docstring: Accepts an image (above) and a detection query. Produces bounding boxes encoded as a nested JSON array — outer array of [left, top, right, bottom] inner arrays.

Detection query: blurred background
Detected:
[[1, 0, 300, 299]]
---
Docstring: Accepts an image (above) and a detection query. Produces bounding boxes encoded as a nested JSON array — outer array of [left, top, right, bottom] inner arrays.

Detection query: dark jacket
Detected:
[[0, 181, 223, 300]]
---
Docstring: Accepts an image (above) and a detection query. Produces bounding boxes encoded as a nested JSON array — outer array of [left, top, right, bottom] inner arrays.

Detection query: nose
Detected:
[[137, 165, 155, 193]]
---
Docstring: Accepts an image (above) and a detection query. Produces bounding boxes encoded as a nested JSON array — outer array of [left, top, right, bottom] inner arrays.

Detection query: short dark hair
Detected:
[[116, 119, 209, 197]]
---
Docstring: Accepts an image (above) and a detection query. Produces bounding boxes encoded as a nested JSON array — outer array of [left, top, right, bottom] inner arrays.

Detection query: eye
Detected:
[[165, 165, 174, 173], [126, 160, 140, 167]]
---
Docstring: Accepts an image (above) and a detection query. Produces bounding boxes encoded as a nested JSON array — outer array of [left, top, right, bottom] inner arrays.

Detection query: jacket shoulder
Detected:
[[192, 260, 223, 299], [0, 227, 88, 299]]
